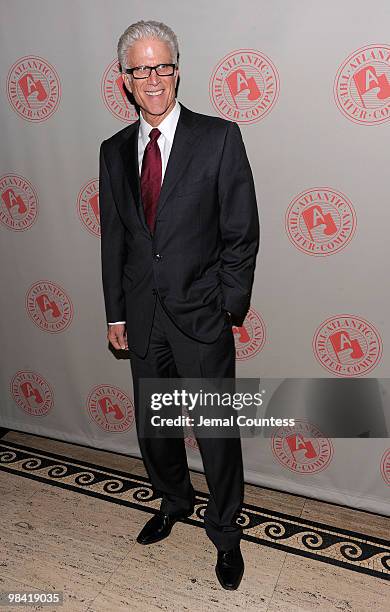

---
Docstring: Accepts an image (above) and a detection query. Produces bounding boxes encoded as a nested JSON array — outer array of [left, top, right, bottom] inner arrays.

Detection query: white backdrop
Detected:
[[0, 0, 389, 516]]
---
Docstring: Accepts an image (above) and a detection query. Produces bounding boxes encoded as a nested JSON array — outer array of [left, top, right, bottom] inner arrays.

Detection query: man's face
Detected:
[[122, 37, 179, 126]]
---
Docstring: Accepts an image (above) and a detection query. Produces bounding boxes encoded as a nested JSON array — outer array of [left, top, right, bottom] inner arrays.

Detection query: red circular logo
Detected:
[[7, 56, 61, 122], [87, 384, 135, 433], [0, 174, 38, 231], [210, 49, 279, 123], [26, 280, 74, 333], [77, 179, 100, 237], [285, 187, 356, 256], [233, 307, 266, 361], [380, 448, 390, 486], [313, 315, 383, 376], [271, 420, 333, 474], [10, 370, 54, 417], [101, 59, 138, 123], [334, 44, 390, 125]]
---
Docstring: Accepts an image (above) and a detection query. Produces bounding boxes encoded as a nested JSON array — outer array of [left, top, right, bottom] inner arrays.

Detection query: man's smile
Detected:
[[145, 89, 164, 96]]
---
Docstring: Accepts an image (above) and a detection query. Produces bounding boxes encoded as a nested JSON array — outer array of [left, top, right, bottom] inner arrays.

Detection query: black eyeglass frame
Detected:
[[124, 63, 178, 79]]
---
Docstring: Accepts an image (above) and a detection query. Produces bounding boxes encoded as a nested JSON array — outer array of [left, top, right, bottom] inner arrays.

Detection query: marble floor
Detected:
[[0, 429, 389, 611]]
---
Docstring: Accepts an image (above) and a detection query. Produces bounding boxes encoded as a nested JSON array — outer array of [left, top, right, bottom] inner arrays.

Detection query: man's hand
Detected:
[[107, 323, 128, 350]]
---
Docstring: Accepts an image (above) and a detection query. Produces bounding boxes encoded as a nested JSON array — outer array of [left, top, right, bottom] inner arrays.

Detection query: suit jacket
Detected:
[[99, 102, 260, 358]]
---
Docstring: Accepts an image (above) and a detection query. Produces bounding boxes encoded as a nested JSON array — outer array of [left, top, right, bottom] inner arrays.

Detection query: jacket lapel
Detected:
[[119, 121, 152, 236], [155, 103, 200, 221]]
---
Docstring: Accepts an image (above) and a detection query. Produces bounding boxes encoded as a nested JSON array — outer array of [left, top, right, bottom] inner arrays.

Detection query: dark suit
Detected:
[[99, 102, 260, 550]]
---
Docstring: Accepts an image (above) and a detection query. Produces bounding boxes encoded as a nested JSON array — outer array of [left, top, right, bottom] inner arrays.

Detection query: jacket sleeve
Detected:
[[99, 142, 127, 325], [217, 121, 260, 325]]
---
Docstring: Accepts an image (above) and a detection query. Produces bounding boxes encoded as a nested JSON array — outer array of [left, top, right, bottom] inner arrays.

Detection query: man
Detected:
[[99, 20, 259, 590]]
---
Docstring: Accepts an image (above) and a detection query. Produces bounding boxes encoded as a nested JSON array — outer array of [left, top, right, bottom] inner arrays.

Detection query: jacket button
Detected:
[[154, 253, 162, 261]]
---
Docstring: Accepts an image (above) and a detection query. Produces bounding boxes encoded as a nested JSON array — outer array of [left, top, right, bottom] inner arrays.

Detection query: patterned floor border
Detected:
[[1, 439, 389, 582]]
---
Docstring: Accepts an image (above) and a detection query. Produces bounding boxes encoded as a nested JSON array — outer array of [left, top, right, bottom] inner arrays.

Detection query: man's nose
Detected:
[[147, 69, 160, 85]]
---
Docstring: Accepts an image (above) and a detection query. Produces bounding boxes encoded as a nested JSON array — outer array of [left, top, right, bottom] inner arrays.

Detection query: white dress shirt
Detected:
[[108, 99, 181, 325]]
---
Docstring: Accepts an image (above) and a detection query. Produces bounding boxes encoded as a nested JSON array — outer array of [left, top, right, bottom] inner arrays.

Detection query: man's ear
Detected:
[[122, 73, 132, 94]]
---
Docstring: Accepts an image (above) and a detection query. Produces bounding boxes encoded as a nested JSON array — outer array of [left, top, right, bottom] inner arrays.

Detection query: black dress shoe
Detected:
[[215, 545, 244, 590], [136, 508, 193, 545]]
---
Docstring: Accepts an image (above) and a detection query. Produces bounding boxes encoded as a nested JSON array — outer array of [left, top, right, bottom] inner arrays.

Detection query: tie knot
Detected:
[[149, 128, 161, 142]]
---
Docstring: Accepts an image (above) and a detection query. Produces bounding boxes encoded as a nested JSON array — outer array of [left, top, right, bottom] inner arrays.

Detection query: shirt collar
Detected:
[[139, 99, 181, 146]]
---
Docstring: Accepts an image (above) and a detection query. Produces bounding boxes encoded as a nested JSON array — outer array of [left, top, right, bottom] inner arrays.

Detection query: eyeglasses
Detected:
[[124, 63, 177, 79]]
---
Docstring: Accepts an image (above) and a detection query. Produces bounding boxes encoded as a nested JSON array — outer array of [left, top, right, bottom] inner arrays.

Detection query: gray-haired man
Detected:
[[99, 19, 259, 590]]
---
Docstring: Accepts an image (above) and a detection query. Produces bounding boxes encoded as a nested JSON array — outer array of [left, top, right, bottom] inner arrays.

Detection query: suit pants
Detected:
[[128, 293, 244, 551]]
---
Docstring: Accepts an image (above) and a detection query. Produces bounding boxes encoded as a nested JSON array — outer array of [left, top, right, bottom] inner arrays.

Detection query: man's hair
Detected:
[[117, 20, 179, 72]]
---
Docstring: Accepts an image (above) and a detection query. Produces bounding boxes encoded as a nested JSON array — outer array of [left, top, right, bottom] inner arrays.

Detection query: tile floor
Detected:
[[0, 430, 389, 611]]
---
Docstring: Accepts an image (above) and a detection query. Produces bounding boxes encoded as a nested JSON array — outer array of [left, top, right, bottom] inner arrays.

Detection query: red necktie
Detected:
[[140, 127, 162, 234]]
